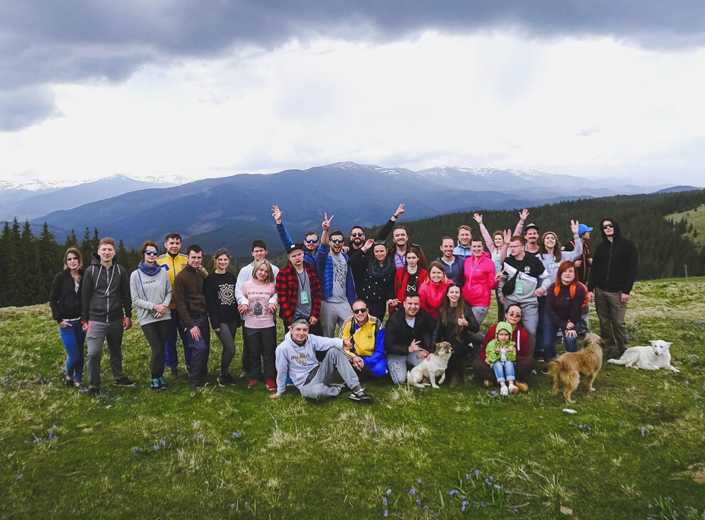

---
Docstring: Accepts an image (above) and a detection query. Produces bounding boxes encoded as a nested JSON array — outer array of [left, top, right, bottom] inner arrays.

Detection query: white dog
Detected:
[[607, 340, 679, 372], [407, 342, 453, 389]]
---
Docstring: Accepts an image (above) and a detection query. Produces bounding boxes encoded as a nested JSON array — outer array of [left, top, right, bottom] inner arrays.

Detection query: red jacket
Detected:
[[275, 262, 321, 324], [480, 324, 530, 361], [418, 279, 451, 319], [390, 267, 428, 314], [462, 252, 498, 308]]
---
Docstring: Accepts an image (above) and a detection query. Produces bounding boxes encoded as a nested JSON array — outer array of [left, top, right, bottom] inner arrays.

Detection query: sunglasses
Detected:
[[602, 224, 614, 229], [352, 308, 368, 314], [145, 250, 159, 255], [330, 238, 344, 244], [305, 238, 319, 244], [506, 312, 522, 317], [351, 233, 364, 237]]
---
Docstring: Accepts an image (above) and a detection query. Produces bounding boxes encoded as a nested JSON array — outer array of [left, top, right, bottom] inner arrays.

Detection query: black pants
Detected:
[[244, 326, 277, 380], [141, 320, 170, 379], [367, 300, 387, 323], [446, 332, 484, 376]]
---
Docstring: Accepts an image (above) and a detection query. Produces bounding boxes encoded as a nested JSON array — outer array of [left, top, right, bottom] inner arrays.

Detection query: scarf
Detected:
[[138, 262, 166, 276]]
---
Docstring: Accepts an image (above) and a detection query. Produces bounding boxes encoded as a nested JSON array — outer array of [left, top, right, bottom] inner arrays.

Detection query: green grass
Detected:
[[666, 204, 705, 248], [1, 279, 705, 519]]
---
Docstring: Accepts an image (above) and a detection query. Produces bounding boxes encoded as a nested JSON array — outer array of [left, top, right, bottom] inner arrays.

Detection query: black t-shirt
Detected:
[[505, 254, 545, 280]]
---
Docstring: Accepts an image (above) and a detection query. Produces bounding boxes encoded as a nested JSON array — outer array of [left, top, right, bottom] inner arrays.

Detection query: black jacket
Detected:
[[433, 305, 480, 347], [81, 254, 132, 323], [384, 307, 436, 356], [588, 217, 638, 294], [50, 270, 83, 323], [348, 217, 397, 291]]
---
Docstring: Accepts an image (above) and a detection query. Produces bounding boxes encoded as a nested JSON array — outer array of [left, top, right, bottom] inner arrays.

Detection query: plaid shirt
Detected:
[[275, 261, 322, 324]]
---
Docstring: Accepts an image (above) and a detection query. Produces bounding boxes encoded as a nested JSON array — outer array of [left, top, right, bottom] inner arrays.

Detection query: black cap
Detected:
[[525, 223, 539, 232], [287, 243, 305, 254]]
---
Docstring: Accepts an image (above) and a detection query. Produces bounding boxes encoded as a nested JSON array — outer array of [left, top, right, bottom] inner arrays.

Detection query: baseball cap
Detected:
[[286, 243, 305, 254], [578, 224, 593, 236]]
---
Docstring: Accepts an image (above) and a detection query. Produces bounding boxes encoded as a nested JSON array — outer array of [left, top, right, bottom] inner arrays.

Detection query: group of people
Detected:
[[50, 202, 638, 403]]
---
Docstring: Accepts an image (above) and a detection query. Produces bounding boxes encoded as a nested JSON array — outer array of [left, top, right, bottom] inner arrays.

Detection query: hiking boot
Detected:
[[266, 379, 276, 391], [221, 373, 236, 385], [114, 377, 135, 387], [87, 387, 101, 397], [514, 381, 529, 392], [65, 378, 74, 387], [449, 373, 460, 389], [248, 379, 258, 389], [150, 379, 161, 391], [349, 388, 374, 403]]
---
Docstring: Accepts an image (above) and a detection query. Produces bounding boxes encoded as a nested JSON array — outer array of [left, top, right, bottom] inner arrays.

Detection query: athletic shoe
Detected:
[[158, 377, 167, 388], [65, 379, 74, 387], [500, 386, 509, 396], [239, 371, 248, 379], [332, 383, 352, 394], [514, 382, 529, 392], [150, 379, 161, 391], [87, 387, 101, 397], [508, 383, 519, 394], [349, 389, 374, 403], [248, 379, 258, 389], [113, 377, 136, 387], [221, 373, 236, 385], [266, 379, 276, 391], [170, 367, 178, 378]]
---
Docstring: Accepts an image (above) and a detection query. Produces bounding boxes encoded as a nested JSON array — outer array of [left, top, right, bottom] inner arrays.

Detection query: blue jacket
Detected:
[[276, 221, 315, 265], [315, 243, 356, 304]]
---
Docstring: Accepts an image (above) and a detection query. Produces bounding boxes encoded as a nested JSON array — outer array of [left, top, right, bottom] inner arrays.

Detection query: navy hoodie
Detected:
[[587, 217, 638, 294]]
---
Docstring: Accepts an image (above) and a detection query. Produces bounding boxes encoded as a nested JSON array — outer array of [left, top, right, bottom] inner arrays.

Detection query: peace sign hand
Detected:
[[322, 213, 334, 231]]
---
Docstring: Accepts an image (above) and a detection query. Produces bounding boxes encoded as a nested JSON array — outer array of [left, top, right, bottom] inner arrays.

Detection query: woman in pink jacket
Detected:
[[462, 238, 501, 324], [419, 262, 452, 320]]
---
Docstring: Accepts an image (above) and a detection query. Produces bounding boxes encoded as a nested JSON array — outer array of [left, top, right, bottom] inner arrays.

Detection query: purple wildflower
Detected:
[[230, 503, 235, 509], [474, 469, 480, 477], [199, 434, 204, 439], [641, 427, 647, 436], [17, 474, 23, 480], [386, 489, 392, 495], [415, 499, 421, 505], [409, 488, 416, 495], [382, 497, 387, 506], [154, 445, 159, 451], [232, 432, 242, 438], [161, 440, 166, 447], [449, 489, 458, 496], [383, 510, 388, 517], [494, 484, 501, 490], [685, 380, 690, 388], [423, 506, 429, 511], [461, 500, 468, 512], [481, 502, 487, 508]]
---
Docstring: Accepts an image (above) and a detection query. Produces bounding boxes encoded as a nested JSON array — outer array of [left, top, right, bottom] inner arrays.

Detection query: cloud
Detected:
[[0, 87, 60, 131], [577, 127, 600, 137]]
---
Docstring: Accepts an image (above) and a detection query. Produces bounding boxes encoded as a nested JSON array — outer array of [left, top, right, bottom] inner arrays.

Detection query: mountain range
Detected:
[[16, 162, 698, 256]]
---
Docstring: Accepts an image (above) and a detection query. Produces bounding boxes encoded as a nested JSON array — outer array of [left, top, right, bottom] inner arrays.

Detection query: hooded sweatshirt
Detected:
[[419, 279, 451, 319], [274, 332, 343, 395], [480, 323, 530, 361], [485, 322, 517, 364], [81, 253, 131, 323], [130, 264, 172, 325], [587, 217, 638, 294], [462, 252, 498, 307]]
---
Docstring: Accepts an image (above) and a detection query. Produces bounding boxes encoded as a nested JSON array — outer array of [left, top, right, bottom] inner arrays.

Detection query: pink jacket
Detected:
[[419, 280, 451, 319], [462, 252, 498, 307]]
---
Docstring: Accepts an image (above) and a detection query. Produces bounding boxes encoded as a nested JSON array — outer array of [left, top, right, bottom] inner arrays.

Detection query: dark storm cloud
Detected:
[[1, 0, 704, 130], [0, 87, 60, 131]]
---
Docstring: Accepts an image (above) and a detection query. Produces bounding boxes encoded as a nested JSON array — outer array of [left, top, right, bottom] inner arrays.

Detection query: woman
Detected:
[[433, 285, 480, 388], [204, 249, 242, 387], [462, 238, 499, 324], [238, 259, 278, 391], [419, 262, 452, 319], [535, 220, 582, 359], [348, 240, 396, 322], [50, 247, 85, 388], [544, 261, 586, 361], [130, 240, 172, 391], [472, 304, 534, 391], [390, 246, 427, 314]]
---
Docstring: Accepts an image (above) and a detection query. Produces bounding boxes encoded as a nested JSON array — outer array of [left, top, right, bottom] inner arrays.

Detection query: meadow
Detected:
[[1, 278, 704, 519]]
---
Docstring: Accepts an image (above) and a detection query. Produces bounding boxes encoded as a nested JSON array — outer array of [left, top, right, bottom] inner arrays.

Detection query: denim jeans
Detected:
[[164, 309, 192, 369], [59, 321, 85, 383], [542, 318, 578, 361], [492, 360, 515, 382]]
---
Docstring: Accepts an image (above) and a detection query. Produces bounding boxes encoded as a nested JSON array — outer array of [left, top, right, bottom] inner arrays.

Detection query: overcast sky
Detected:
[[1, 0, 705, 186]]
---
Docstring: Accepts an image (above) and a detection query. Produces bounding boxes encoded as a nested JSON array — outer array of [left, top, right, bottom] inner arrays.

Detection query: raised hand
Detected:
[[322, 213, 334, 231], [394, 203, 405, 219], [503, 229, 512, 244], [361, 239, 374, 252], [473, 213, 483, 224], [271, 205, 282, 222], [570, 220, 579, 235], [519, 208, 530, 221]]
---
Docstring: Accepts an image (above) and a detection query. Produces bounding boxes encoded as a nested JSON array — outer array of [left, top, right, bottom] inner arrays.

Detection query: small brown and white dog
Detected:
[[407, 342, 454, 389], [547, 333, 604, 403]]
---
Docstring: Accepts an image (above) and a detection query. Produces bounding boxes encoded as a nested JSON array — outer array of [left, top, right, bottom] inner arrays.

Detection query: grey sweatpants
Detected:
[[387, 351, 426, 385], [299, 348, 362, 400], [86, 320, 125, 388], [320, 300, 352, 337], [214, 321, 238, 375]]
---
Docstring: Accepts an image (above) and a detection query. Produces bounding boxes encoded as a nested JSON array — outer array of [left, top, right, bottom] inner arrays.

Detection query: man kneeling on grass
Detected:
[[270, 318, 374, 403]]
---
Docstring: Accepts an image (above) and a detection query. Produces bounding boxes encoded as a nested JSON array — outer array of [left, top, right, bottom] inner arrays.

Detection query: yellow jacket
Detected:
[[339, 315, 381, 358], [157, 253, 188, 309]]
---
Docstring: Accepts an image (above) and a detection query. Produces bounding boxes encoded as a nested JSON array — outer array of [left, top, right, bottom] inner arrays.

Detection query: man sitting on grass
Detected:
[[271, 318, 374, 403]]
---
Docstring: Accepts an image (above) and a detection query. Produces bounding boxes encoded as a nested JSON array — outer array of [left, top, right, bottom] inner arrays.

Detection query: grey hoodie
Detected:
[[81, 253, 132, 323], [274, 331, 343, 395], [130, 267, 172, 325]]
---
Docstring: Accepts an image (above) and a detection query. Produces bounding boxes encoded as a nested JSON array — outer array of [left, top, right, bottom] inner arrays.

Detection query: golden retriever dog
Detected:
[[407, 342, 454, 389], [547, 333, 604, 403]]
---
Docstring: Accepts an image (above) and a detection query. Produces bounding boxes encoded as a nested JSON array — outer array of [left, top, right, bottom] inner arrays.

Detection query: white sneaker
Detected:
[[508, 383, 519, 394], [500, 386, 509, 396]]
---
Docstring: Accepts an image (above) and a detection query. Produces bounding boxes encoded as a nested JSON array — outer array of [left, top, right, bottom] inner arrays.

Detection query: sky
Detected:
[[1, 0, 705, 186]]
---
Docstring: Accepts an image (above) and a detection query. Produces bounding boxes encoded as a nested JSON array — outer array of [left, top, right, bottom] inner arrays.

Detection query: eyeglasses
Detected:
[[351, 233, 364, 237], [330, 238, 344, 244], [145, 250, 159, 255], [305, 238, 318, 244], [602, 224, 614, 229], [352, 308, 368, 314]]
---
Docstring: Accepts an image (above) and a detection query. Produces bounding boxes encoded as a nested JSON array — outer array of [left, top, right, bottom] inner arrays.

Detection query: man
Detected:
[[384, 293, 436, 385], [235, 240, 280, 376], [453, 225, 473, 261], [275, 243, 323, 335], [498, 235, 550, 354], [173, 245, 211, 388], [272, 204, 317, 263], [390, 227, 410, 269], [564, 223, 593, 334], [524, 223, 540, 256], [81, 237, 134, 395], [315, 214, 357, 337], [435, 236, 464, 286], [587, 218, 638, 353], [348, 203, 405, 289], [156, 233, 190, 377], [270, 318, 374, 402], [339, 299, 387, 377]]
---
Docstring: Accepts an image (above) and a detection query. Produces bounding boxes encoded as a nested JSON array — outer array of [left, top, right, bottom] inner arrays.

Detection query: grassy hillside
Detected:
[[1, 279, 704, 519], [666, 204, 705, 248]]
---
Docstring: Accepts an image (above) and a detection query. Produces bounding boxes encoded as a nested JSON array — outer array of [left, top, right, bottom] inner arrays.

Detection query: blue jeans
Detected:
[[492, 360, 515, 383], [59, 321, 85, 383], [542, 318, 578, 361], [164, 309, 192, 368]]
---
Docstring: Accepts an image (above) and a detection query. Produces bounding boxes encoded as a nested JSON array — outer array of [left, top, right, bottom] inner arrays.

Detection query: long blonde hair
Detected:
[[252, 259, 274, 284]]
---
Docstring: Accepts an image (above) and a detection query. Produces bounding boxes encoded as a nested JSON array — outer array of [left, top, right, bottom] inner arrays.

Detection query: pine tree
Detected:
[[117, 240, 129, 268], [18, 221, 40, 305], [37, 223, 61, 302], [80, 227, 92, 262], [64, 229, 78, 249]]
